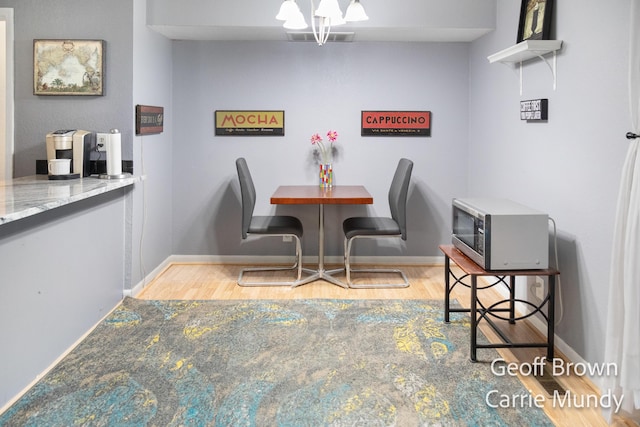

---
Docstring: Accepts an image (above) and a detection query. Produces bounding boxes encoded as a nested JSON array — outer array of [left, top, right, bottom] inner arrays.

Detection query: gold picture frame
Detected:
[[517, 0, 553, 44], [33, 39, 105, 96]]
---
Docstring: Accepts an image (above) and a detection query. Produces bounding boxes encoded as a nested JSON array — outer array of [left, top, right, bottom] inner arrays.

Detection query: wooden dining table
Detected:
[[271, 185, 373, 287]]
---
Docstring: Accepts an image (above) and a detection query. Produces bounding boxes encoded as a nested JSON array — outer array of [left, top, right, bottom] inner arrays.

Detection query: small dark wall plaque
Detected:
[[361, 111, 431, 136], [136, 105, 164, 135], [520, 99, 548, 121]]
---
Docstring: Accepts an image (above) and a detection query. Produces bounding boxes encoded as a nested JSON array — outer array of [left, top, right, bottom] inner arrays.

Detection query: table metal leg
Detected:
[[470, 275, 478, 362], [444, 255, 451, 323], [318, 204, 325, 271], [547, 274, 556, 360], [509, 276, 516, 324]]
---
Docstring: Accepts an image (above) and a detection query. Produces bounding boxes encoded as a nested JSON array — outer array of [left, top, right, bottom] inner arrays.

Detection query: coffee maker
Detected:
[[45, 130, 94, 179]]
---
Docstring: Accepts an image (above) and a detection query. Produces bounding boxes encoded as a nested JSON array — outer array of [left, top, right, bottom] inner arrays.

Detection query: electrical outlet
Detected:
[[282, 236, 292, 242], [534, 276, 545, 300], [96, 133, 108, 152]]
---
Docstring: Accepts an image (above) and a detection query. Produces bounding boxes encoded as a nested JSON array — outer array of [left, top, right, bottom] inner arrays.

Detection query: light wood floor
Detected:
[[137, 263, 635, 427]]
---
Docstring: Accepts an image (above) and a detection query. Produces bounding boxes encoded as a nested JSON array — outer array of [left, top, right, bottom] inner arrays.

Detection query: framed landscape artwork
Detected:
[[517, 0, 553, 43], [33, 39, 105, 96]]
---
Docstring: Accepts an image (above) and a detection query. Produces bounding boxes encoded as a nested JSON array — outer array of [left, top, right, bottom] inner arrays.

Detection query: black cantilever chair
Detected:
[[236, 157, 304, 286], [342, 158, 414, 288]]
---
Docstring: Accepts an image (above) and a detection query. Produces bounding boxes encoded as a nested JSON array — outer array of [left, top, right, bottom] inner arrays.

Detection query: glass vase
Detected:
[[319, 163, 333, 188]]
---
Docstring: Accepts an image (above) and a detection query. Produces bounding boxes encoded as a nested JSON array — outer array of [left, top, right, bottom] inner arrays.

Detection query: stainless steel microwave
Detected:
[[451, 198, 549, 270]]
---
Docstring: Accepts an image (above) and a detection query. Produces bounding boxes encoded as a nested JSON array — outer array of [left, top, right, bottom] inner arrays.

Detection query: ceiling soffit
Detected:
[[146, 0, 496, 43]]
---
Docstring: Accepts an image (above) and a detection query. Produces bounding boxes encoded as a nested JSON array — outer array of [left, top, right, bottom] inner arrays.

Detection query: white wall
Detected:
[[170, 41, 470, 260], [130, 0, 174, 290], [468, 0, 630, 364], [0, 9, 14, 181]]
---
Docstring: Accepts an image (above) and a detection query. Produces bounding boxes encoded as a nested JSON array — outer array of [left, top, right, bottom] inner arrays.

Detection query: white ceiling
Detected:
[[147, 0, 497, 43]]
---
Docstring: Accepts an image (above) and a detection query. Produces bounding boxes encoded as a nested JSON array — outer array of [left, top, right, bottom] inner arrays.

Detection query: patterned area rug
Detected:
[[0, 298, 552, 426]]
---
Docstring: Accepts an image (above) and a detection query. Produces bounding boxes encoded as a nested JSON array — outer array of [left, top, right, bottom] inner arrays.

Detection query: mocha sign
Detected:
[[215, 110, 285, 136], [361, 111, 431, 137]]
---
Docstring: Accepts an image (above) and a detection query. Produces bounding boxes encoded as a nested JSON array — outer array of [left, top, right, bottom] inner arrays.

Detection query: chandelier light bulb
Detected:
[[277, 0, 368, 46], [344, 0, 368, 22], [283, 8, 309, 30], [276, 0, 298, 21], [315, 0, 343, 20]]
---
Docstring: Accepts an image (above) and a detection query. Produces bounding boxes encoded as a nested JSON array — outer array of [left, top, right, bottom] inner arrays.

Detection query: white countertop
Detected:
[[0, 175, 139, 225]]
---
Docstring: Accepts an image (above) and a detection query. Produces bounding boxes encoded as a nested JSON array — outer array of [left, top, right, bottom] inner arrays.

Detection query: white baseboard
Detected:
[[125, 257, 174, 298], [166, 254, 444, 266]]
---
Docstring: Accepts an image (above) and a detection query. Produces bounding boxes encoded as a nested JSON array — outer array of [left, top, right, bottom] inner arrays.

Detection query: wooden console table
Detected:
[[439, 244, 560, 362]]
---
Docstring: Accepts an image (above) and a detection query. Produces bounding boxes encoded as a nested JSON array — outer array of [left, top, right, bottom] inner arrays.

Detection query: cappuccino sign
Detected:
[[520, 99, 548, 121], [361, 111, 431, 136]]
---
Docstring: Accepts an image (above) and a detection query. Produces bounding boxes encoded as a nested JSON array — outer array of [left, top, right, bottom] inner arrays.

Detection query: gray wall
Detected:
[[0, 189, 130, 407], [0, 0, 175, 291], [3, 0, 134, 176], [468, 0, 630, 365], [0, 0, 137, 408], [171, 41, 469, 259], [0, 0, 175, 406], [130, 0, 174, 288], [1, 0, 633, 406]]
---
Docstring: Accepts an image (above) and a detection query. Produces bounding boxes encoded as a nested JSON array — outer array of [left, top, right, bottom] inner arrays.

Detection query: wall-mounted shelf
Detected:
[[488, 40, 562, 64], [488, 40, 563, 95]]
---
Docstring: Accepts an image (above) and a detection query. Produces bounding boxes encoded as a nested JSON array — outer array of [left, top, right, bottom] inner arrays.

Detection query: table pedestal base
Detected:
[[293, 267, 348, 288]]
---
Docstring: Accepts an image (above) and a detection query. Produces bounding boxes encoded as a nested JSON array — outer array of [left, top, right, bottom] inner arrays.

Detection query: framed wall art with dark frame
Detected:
[[136, 105, 164, 135], [33, 39, 105, 96], [516, 0, 553, 44]]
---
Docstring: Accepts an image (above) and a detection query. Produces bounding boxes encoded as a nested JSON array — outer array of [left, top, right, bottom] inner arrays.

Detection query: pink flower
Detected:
[[310, 130, 338, 164]]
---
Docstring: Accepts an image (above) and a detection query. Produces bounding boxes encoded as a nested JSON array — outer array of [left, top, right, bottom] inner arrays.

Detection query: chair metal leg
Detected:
[[237, 235, 306, 287], [344, 236, 410, 289]]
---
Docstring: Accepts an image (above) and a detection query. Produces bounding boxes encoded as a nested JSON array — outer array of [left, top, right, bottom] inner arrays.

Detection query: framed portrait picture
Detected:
[[33, 39, 105, 96], [517, 0, 553, 44]]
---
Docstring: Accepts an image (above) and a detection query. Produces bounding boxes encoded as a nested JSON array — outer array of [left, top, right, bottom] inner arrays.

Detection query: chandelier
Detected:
[[276, 0, 369, 46]]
